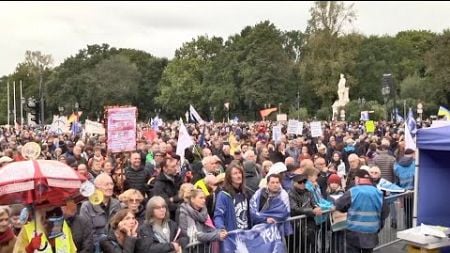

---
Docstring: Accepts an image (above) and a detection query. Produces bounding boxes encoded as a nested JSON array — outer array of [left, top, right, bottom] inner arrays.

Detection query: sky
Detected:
[[1, 1, 450, 77]]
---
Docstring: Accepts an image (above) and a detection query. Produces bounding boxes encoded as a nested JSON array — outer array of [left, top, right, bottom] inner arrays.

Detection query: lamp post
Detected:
[[382, 74, 392, 121], [417, 103, 423, 122], [154, 108, 161, 117], [209, 106, 216, 121], [58, 106, 64, 116]]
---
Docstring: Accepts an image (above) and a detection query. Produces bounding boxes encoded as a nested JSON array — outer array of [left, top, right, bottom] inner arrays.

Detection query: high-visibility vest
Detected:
[[347, 185, 383, 233], [24, 220, 76, 253]]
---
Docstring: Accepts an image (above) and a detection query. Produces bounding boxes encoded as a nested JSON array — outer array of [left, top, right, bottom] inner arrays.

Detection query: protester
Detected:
[[214, 162, 249, 231], [118, 189, 146, 225], [80, 173, 121, 252], [62, 199, 93, 253], [288, 174, 321, 253], [0, 207, 16, 253], [136, 196, 188, 253], [100, 209, 138, 253], [178, 189, 227, 252], [249, 174, 291, 235], [152, 157, 184, 220], [14, 207, 77, 253], [335, 169, 389, 253]]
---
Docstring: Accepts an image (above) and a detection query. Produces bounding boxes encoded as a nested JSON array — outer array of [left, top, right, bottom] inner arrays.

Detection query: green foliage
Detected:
[[316, 107, 332, 121], [1, 4, 449, 123], [289, 106, 309, 121]]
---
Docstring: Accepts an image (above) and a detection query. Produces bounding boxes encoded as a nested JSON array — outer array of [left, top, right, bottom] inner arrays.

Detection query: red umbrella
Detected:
[[0, 160, 86, 206]]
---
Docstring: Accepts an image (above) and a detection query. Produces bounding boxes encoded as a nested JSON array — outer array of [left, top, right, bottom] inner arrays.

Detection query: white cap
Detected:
[[266, 162, 287, 177]]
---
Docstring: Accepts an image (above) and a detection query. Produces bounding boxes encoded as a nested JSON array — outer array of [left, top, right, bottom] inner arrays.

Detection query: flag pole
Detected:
[[13, 81, 17, 125], [6, 81, 10, 126]]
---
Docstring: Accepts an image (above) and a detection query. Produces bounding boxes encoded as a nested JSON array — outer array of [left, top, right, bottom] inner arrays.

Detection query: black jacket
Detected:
[[288, 187, 318, 218], [124, 166, 152, 197], [243, 161, 261, 196], [100, 231, 137, 253], [136, 220, 189, 253], [152, 173, 183, 220], [67, 215, 94, 253]]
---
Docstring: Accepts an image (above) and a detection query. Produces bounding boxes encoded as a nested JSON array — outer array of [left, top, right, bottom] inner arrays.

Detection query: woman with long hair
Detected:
[[100, 209, 138, 253], [136, 196, 188, 253], [213, 161, 249, 231]]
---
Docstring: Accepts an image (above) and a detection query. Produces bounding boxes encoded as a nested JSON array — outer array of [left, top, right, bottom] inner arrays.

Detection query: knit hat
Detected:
[[327, 174, 341, 186]]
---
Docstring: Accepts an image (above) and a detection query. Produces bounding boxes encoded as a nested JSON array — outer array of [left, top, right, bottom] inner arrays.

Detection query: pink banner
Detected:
[[107, 107, 137, 153]]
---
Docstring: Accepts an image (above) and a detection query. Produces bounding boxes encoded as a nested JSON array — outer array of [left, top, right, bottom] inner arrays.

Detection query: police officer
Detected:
[[335, 169, 389, 253]]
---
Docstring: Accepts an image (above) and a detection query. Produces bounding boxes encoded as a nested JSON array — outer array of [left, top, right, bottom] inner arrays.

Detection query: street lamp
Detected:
[[382, 74, 392, 121], [58, 106, 64, 116], [417, 103, 423, 122], [154, 108, 161, 116], [209, 106, 216, 121]]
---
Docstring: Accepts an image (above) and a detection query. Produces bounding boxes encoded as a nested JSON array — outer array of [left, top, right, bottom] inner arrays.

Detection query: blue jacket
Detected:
[[249, 188, 292, 236], [394, 157, 415, 190], [213, 190, 249, 231], [305, 180, 333, 224], [347, 185, 383, 233]]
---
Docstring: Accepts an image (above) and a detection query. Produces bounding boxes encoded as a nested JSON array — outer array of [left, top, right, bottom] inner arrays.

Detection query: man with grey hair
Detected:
[[192, 155, 221, 184], [346, 153, 361, 190], [80, 173, 121, 252]]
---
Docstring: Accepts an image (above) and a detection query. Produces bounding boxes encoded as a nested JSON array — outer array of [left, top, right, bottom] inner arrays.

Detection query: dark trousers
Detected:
[[346, 243, 373, 253], [288, 220, 316, 253]]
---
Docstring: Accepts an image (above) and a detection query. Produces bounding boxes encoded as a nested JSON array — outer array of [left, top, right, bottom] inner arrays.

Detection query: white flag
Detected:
[[176, 118, 194, 160], [189, 104, 204, 123], [405, 123, 416, 150]]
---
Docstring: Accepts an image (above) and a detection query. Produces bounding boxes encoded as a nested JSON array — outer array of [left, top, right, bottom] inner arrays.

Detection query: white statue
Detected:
[[332, 74, 349, 120]]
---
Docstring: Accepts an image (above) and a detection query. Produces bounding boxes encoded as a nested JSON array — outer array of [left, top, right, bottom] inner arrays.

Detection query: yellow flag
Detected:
[[67, 113, 77, 124], [365, 120, 375, 133], [228, 133, 240, 155]]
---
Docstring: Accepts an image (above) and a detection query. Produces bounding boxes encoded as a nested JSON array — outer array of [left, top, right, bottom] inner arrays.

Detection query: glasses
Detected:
[[296, 181, 306, 184], [129, 199, 142, 203], [154, 205, 167, 210]]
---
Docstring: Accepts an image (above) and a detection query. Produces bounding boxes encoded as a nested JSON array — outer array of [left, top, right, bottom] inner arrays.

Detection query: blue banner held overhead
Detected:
[[223, 223, 286, 253]]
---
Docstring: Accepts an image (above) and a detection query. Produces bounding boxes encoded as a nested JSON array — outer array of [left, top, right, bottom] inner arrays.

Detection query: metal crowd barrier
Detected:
[[185, 190, 414, 253]]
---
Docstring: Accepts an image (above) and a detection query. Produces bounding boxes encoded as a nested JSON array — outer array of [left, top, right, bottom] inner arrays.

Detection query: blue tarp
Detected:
[[416, 125, 450, 226], [417, 124, 450, 151], [416, 125, 450, 253]]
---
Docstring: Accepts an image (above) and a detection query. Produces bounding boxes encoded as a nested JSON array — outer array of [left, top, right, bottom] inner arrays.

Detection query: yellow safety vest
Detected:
[[24, 220, 76, 253]]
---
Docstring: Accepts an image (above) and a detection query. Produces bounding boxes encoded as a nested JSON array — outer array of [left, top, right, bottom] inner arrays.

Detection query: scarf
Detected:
[[0, 228, 14, 245], [152, 222, 171, 243], [181, 203, 208, 223]]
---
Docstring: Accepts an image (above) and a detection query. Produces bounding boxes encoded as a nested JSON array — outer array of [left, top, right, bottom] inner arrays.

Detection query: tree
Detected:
[[424, 30, 450, 107], [300, 2, 358, 110], [156, 36, 224, 119], [306, 1, 356, 37]]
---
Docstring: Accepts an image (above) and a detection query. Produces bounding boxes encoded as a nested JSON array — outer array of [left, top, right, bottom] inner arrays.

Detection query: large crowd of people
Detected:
[[0, 119, 421, 253]]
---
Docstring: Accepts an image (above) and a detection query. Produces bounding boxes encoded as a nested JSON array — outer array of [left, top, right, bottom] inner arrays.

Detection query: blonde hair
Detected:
[[178, 183, 194, 203], [0, 206, 10, 218], [118, 189, 144, 203]]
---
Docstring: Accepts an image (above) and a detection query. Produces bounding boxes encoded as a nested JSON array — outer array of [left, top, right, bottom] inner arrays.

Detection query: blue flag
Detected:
[[407, 108, 417, 136], [71, 121, 82, 136], [223, 223, 286, 253], [198, 125, 206, 148]]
